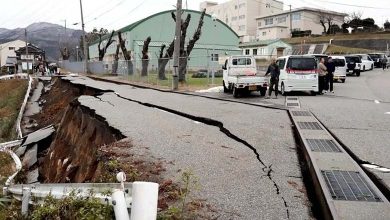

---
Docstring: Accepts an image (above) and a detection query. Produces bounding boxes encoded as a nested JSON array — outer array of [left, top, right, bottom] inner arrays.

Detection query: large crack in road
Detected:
[[107, 91, 291, 219]]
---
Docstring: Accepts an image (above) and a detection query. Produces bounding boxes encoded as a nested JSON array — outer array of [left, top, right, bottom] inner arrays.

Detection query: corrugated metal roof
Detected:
[[239, 39, 291, 48], [134, 40, 240, 51]]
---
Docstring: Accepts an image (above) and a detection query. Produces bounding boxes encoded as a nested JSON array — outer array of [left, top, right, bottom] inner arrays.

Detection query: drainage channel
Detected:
[[289, 107, 390, 219]]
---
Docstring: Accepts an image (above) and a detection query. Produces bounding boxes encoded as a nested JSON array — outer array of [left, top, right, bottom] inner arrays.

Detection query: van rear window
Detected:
[[287, 58, 317, 70], [345, 57, 361, 63], [333, 59, 345, 67], [232, 58, 251, 66]]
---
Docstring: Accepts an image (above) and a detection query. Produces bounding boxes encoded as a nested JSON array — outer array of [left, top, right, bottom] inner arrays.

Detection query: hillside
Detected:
[[0, 22, 84, 61]]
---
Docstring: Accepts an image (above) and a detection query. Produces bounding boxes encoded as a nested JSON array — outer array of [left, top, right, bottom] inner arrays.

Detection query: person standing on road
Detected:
[[265, 58, 280, 99], [381, 57, 387, 70], [325, 57, 335, 93], [318, 58, 327, 95]]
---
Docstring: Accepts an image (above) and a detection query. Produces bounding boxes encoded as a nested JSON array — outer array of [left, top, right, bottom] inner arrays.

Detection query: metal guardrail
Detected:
[[16, 75, 32, 139]]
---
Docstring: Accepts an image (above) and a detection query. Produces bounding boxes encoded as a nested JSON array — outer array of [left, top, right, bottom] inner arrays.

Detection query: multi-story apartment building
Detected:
[[256, 7, 347, 40], [200, 0, 283, 42]]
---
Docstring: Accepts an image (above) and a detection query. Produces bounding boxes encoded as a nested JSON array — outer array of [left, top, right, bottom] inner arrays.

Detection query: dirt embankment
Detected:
[[40, 99, 124, 183]]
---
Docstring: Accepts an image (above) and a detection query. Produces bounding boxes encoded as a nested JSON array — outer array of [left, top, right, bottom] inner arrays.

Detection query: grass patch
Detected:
[[0, 152, 15, 186], [282, 32, 390, 45], [0, 79, 28, 142], [325, 45, 374, 54]]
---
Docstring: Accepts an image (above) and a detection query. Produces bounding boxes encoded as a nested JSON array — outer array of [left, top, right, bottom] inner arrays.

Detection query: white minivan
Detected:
[[276, 55, 318, 95], [329, 56, 347, 83]]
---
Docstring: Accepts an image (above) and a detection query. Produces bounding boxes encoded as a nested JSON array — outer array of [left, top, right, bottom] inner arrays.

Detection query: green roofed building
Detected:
[[88, 9, 240, 71]]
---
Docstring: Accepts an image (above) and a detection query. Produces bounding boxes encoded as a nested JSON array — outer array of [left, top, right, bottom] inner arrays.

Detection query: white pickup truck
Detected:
[[222, 55, 268, 98]]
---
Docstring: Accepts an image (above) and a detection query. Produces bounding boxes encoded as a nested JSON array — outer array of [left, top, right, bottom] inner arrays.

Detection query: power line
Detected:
[[316, 0, 390, 10], [85, 0, 126, 24]]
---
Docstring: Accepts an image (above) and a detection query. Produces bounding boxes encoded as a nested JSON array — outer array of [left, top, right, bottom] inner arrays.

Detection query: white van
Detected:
[[276, 55, 318, 95], [354, 54, 374, 71], [222, 56, 268, 97], [329, 56, 347, 83]]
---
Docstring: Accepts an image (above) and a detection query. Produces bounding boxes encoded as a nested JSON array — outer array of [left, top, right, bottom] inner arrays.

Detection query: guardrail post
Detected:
[[21, 187, 31, 215], [130, 182, 159, 220], [112, 189, 130, 220]]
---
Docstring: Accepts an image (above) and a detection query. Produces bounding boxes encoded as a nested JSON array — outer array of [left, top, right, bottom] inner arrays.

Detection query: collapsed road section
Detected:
[[16, 75, 313, 219]]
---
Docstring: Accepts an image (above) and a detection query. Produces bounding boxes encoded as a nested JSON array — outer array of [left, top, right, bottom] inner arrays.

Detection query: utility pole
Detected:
[[25, 29, 29, 74], [172, 0, 182, 90], [79, 0, 88, 74], [289, 5, 292, 37]]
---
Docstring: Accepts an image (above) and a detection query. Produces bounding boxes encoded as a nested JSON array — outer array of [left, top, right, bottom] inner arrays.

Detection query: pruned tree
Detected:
[[157, 9, 206, 82], [60, 47, 70, 60], [385, 20, 390, 30], [179, 9, 206, 82], [98, 30, 115, 61], [141, 36, 151, 76], [117, 31, 133, 74], [112, 44, 120, 74]]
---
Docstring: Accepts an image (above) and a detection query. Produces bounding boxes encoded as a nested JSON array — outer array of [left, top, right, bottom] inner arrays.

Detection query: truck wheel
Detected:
[[281, 83, 287, 96], [341, 79, 346, 83], [371, 64, 374, 70], [260, 88, 267, 96], [223, 81, 229, 93], [233, 86, 239, 98], [311, 91, 317, 96]]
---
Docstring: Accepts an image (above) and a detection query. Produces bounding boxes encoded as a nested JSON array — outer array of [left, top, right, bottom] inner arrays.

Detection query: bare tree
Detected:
[[112, 44, 120, 74], [318, 12, 335, 35], [157, 10, 206, 82], [98, 30, 115, 61], [117, 31, 133, 74], [141, 36, 151, 76]]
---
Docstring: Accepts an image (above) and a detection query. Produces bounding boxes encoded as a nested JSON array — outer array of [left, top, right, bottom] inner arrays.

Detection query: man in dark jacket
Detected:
[[325, 57, 335, 93], [265, 58, 280, 99]]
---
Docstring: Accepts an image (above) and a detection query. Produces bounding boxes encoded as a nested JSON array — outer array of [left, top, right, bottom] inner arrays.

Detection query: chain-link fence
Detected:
[[60, 55, 226, 88]]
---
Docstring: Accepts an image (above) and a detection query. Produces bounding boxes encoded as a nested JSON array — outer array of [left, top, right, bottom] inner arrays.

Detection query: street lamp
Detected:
[[76, 46, 79, 62]]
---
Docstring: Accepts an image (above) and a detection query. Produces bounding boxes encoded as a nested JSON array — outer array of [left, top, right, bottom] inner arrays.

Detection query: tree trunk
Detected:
[[98, 31, 115, 61], [158, 58, 169, 80], [141, 36, 151, 76], [178, 56, 188, 82], [112, 44, 120, 74], [117, 31, 133, 75]]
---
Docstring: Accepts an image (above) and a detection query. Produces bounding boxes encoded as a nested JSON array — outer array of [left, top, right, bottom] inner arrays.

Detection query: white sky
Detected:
[[0, 0, 389, 31]]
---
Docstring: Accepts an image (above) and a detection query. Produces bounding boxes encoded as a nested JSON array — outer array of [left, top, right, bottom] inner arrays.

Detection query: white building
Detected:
[[200, 0, 283, 42], [239, 39, 292, 60], [0, 40, 26, 67], [256, 7, 347, 40]]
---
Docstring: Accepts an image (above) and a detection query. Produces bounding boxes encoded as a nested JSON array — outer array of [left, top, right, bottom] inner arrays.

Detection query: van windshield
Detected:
[[369, 54, 384, 59], [287, 58, 317, 70], [333, 59, 345, 67], [345, 56, 361, 63]]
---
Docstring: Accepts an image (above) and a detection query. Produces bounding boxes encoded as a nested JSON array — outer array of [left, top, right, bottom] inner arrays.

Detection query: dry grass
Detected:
[[0, 79, 28, 142], [325, 45, 375, 55], [283, 32, 390, 45]]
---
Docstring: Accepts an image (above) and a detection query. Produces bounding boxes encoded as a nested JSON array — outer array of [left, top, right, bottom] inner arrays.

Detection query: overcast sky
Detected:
[[0, 0, 389, 31]]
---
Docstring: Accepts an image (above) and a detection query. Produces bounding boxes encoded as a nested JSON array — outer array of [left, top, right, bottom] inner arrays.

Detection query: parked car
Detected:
[[276, 55, 318, 96], [368, 53, 389, 68], [222, 55, 268, 97], [354, 54, 374, 71], [329, 56, 347, 83], [344, 55, 362, 76]]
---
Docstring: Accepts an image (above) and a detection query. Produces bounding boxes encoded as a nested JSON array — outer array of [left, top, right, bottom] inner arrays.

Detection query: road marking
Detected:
[[374, 100, 380, 104]]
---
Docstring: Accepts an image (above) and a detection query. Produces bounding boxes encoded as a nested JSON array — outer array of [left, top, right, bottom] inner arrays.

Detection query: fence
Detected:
[[60, 55, 230, 88]]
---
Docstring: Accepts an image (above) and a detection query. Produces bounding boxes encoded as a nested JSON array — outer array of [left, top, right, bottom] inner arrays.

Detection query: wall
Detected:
[[0, 40, 26, 67]]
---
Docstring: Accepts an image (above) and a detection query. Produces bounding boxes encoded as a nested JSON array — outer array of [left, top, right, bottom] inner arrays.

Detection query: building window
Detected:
[[238, 25, 246, 31], [253, 49, 257, 55], [239, 15, 245, 20], [258, 21, 262, 27], [277, 16, 286, 23], [262, 32, 267, 36], [245, 49, 250, 55], [292, 13, 301, 21], [235, 5, 238, 9], [9, 47, 15, 50], [211, 54, 219, 62], [265, 18, 273, 25], [232, 16, 237, 21], [259, 48, 265, 55], [293, 28, 301, 32], [239, 3, 246, 8]]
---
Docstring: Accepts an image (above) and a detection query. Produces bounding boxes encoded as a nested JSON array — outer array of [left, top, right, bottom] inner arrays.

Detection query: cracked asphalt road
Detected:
[[64, 76, 312, 219]]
